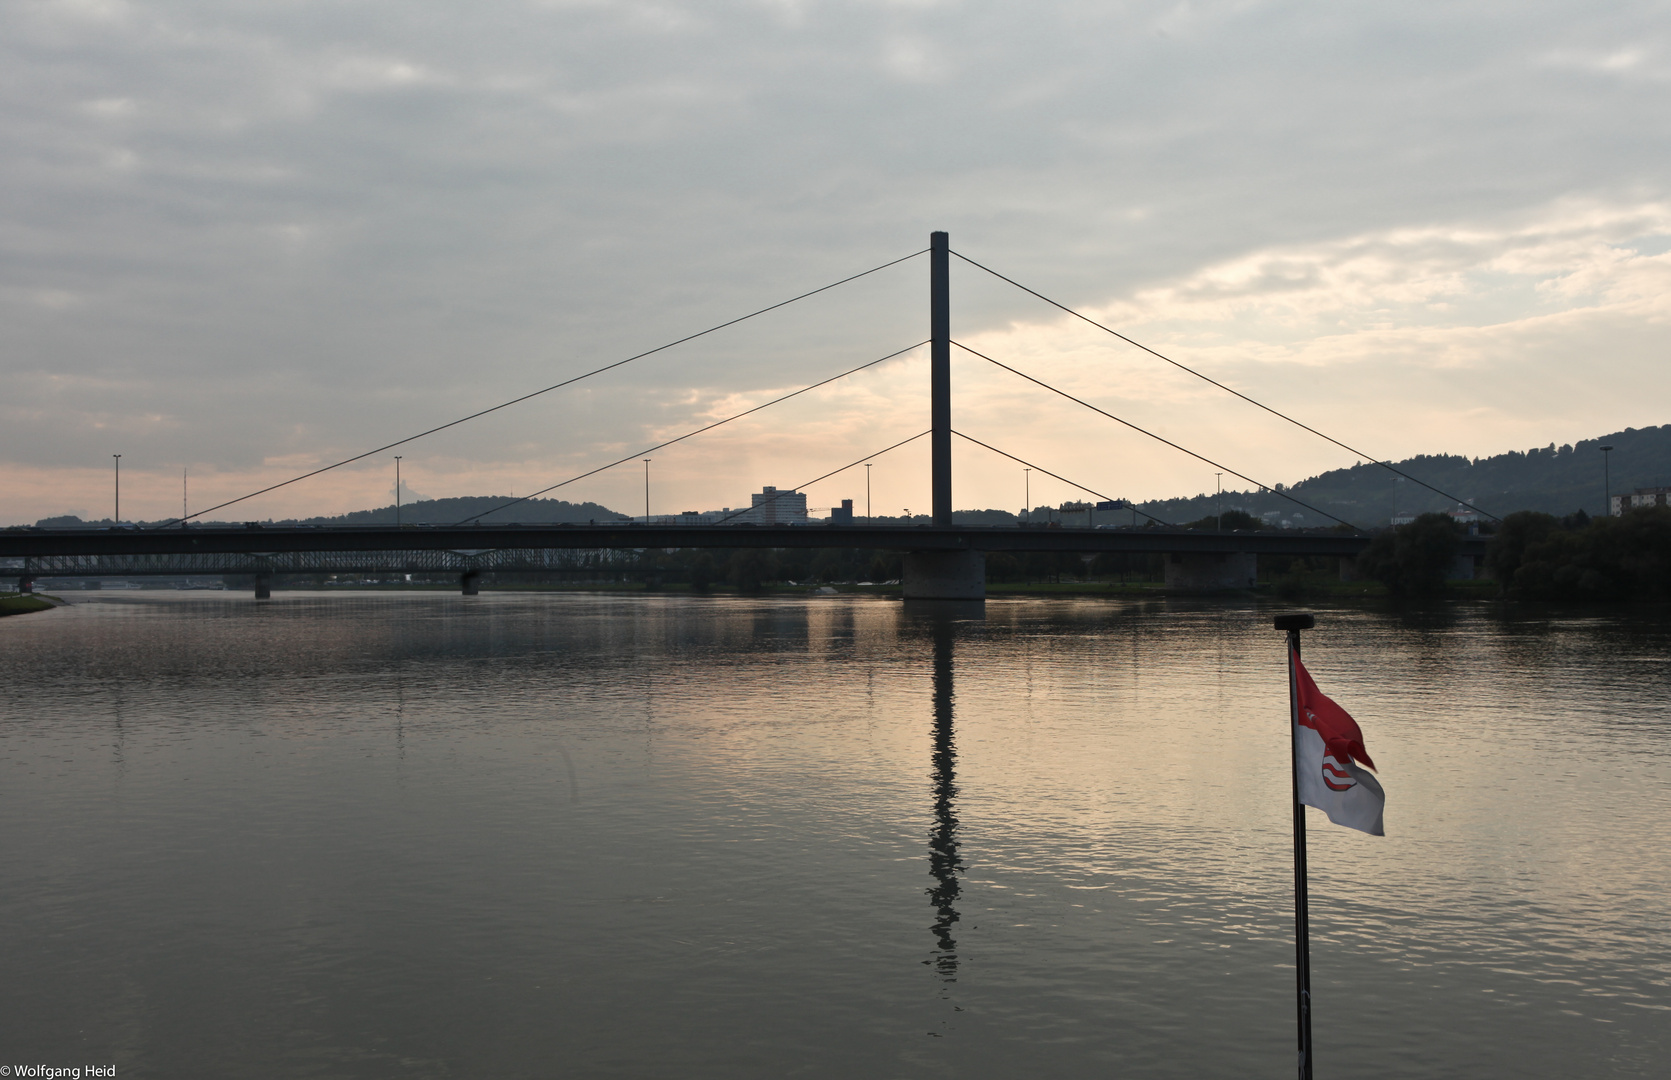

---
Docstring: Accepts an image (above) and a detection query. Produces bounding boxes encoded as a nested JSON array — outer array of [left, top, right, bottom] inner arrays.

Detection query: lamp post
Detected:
[[865, 463, 872, 521], [112, 454, 121, 524], [394, 456, 402, 526], [1024, 468, 1031, 524], [1600, 445, 1614, 517], [643, 459, 652, 522], [1216, 472, 1224, 531]]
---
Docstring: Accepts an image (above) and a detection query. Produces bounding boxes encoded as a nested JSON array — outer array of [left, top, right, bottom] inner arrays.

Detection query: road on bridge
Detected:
[[0, 522, 1451, 560]]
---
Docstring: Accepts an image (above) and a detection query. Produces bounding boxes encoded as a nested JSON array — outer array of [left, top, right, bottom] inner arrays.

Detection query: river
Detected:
[[2, 591, 1667, 1077]]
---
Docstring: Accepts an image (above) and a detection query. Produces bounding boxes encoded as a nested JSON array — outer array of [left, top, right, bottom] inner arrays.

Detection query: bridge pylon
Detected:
[[905, 230, 986, 600]]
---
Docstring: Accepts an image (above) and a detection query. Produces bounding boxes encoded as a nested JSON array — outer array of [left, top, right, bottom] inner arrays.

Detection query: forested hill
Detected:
[[299, 496, 628, 526], [33, 496, 630, 528], [1137, 424, 1671, 528]]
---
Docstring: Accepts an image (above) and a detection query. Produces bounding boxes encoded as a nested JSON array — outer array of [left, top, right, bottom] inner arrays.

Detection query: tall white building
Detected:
[[744, 486, 808, 525]]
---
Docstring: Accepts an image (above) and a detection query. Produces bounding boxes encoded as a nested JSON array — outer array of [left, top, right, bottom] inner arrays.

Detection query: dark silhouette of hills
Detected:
[[1138, 424, 1671, 528], [34, 496, 627, 529], [298, 496, 628, 526]]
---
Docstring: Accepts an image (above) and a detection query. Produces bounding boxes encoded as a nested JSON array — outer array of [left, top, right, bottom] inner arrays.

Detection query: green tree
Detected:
[[729, 550, 770, 593], [1500, 505, 1671, 600], [1356, 513, 1462, 596], [688, 552, 716, 592], [866, 553, 902, 582], [1484, 511, 1561, 587]]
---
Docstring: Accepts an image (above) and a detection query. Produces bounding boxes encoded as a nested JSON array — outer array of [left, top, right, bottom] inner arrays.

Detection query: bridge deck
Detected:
[[0, 524, 1487, 580], [0, 522, 1449, 560]]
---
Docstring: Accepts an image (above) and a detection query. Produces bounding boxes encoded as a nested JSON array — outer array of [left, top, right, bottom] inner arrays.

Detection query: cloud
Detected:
[[3, 1, 1670, 522]]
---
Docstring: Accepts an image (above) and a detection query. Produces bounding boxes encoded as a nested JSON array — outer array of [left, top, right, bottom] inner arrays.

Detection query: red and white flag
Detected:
[[1291, 650, 1385, 836]]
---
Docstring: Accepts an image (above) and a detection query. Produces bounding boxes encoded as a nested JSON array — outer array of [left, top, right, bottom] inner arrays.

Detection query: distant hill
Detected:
[[298, 496, 628, 526], [34, 496, 628, 529], [1137, 424, 1671, 528]]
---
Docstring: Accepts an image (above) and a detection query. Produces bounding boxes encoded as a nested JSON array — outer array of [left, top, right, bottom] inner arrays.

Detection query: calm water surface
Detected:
[[2, 591, 1669, 1078]]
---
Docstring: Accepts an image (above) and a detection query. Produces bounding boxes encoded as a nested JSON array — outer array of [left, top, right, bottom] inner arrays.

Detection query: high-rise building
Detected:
[[745, 486, 808, 525]]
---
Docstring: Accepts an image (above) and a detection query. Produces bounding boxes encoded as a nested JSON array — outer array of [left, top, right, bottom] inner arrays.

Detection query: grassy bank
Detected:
[[0, 592, 56, 617]]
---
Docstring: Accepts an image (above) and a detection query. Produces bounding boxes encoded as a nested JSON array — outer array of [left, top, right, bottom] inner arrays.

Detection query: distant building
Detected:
[[1058, 501, 1093, 528], [1390, 505, 1479, 526], [829, 499, 854, 524], [1612, 487, 1671, 516], [1095, 499, 1134, 526], [1449, 504, 1482, 524], [744, 486, 808, 525]]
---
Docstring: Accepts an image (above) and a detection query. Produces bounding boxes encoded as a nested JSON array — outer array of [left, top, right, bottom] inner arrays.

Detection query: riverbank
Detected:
[[0, 592, 57, 617]]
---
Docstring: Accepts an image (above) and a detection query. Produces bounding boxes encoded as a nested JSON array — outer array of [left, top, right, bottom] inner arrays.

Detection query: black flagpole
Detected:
[[1275, 611, 1316, 1080]]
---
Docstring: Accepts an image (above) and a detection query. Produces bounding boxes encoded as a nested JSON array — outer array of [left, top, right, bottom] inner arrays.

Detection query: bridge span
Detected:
[[2, 523, 1484, 598], [16, 232, 1500, 599]]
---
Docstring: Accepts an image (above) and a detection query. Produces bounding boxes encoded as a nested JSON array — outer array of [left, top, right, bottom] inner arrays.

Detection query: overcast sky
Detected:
[[4, 0, 1669, 523]]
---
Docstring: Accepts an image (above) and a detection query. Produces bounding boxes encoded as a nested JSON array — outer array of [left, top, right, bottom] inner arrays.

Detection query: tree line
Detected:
[[1359, 506, 1671, 601]]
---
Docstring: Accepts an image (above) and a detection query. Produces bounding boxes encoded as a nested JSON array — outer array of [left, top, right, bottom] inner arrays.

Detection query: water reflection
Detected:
[[926, 615, 965, 983], [8, 593, 1671, 1077]]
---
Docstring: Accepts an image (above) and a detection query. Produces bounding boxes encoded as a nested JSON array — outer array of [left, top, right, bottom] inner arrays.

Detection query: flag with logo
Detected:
[[1291, 649, 1385, 836]]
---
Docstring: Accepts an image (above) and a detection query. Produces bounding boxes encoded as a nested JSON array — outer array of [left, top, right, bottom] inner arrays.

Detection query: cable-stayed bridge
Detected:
[[1, 233, 1491, 598]]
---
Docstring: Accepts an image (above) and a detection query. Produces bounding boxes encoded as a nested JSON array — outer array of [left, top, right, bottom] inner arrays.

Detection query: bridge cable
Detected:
[[709, 430, 932, 525], [455, 342, 930, 524], [953, 340, 1361, 530], [153, 248, 929, 529], [949, 249, 1500, 523], [950, 430, 1173, 527]]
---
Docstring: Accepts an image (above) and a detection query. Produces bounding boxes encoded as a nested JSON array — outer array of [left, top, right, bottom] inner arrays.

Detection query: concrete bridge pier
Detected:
[[16, 575, 33, 594], [461, 570, 481, 596], [254, 573, 272, 600], [1163, 551, 1257, 591], [902, 551, 986, 601]]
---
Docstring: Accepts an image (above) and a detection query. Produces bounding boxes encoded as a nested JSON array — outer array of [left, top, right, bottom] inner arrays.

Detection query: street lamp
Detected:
[[1023, 468, 1031, 524], [643, 459, 652, 522], [1600, 444, 1614, 516], [112, 454, 121, 524], [1215, 472, 1223, 531], [394, 456, 402, 526], [865, 463, 872, 521]]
